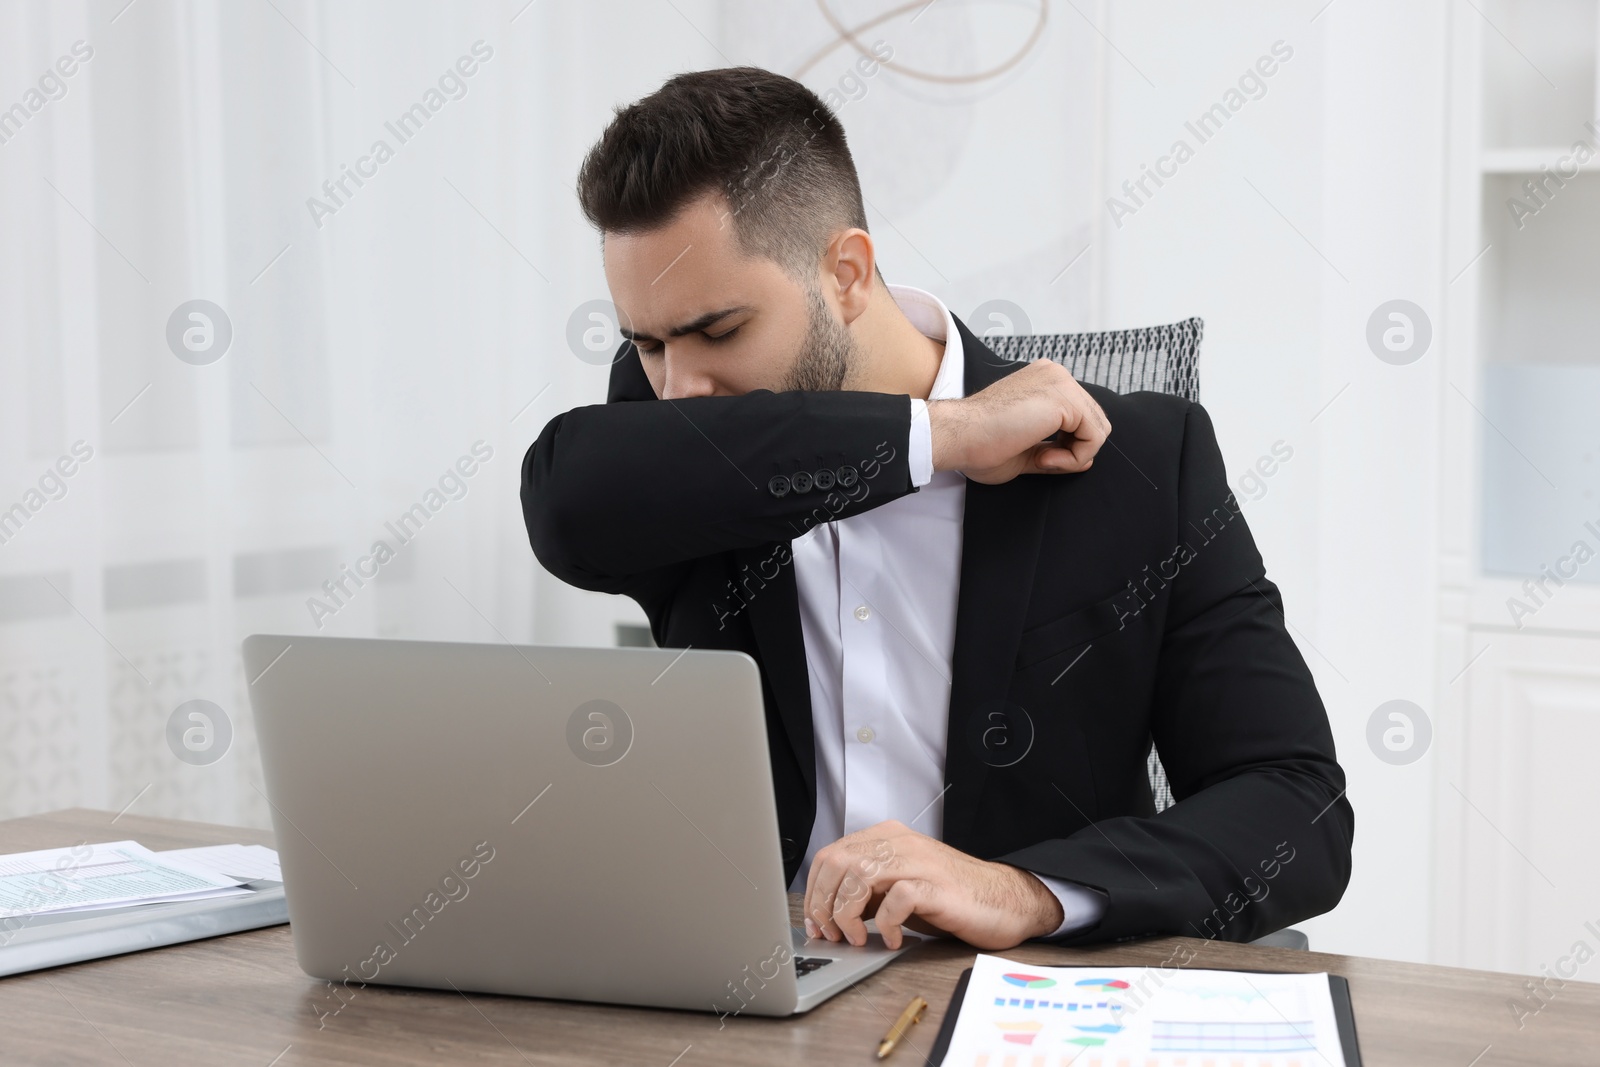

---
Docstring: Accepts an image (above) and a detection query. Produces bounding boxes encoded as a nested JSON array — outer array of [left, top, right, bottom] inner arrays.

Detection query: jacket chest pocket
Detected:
[[1015, 586, 1133, 670]]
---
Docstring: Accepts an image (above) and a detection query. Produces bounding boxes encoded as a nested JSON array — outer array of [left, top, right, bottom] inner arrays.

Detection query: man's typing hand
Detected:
[[801, 820, 1066, 951], [928, 360, 1109, 484]]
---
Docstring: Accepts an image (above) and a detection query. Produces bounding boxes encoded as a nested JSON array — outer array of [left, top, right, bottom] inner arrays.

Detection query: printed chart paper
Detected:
[[939, 954, 1346, 1067], [0, 840, 251, 918]]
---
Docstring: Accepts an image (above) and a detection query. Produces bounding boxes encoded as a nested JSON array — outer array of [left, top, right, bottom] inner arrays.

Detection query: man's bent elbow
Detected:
[[521, 433, 609, 592]]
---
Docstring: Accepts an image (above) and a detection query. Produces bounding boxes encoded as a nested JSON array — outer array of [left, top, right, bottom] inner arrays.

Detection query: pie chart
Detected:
[[1001, 972, 1057, 989], [1075, 977, 1132, 991]]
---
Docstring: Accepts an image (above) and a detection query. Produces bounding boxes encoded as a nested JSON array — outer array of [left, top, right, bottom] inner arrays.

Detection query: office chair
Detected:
[[983, 317, 1311, 953]]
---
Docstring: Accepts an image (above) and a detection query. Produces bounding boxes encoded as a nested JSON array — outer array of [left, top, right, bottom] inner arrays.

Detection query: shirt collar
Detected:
[[887, 283, 966, 401]]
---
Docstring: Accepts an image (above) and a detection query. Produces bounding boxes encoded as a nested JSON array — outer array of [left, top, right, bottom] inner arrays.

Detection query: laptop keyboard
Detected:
[[794, 955, 834, 978]]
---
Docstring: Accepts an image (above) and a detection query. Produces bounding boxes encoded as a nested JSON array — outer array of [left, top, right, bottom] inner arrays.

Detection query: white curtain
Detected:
[[0, 0, 1095, 828]]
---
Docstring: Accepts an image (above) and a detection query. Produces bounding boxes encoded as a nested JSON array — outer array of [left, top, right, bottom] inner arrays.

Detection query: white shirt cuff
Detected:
[[1033, 875, 1107, 939], [908, 398, 934, 488]]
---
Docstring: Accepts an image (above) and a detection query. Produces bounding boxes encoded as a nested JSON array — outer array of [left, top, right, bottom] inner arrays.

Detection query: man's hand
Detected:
[[929, 360, 1109, 484], [801, 820, 1065, 951]]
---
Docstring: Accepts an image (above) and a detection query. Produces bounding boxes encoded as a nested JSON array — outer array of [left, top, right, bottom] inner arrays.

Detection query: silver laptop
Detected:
[[242, 634, 919, 1016]]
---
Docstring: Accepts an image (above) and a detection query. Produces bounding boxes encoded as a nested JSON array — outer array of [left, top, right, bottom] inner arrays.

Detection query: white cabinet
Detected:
[[1438, 0, 1600, 975]]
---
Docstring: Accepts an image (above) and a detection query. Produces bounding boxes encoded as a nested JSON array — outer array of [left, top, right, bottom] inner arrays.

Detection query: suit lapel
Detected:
[[737, 543, 816, 811], [941, 319, 1050, 852]]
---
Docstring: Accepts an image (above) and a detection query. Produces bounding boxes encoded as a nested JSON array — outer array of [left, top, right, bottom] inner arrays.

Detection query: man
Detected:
[[523, 67, 1353, 952]]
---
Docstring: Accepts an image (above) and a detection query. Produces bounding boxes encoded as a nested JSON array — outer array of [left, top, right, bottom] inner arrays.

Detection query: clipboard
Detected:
[[0, 880, 288, 978], [923, 966, 1363, 1067]]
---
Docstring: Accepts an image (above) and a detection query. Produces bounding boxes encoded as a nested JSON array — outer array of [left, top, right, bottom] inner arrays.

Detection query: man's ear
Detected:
[[825, 227, 876, 325]]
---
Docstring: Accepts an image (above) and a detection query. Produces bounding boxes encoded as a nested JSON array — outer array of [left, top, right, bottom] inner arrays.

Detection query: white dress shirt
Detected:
[[786, 285, 1105, 939]]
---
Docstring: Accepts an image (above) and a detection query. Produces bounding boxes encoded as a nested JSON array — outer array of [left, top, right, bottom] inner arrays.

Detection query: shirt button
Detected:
[[854, 605, 871, 621], [856, 726, 875, 744]]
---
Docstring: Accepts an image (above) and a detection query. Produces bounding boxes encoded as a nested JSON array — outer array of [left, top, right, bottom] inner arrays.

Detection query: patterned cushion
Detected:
[[979, 317, 1203, 404]]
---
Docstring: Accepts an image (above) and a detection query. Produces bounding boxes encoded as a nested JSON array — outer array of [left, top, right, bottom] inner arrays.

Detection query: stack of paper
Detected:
[[0, 840, 279, 919], [939, 953, 1349, 1067]]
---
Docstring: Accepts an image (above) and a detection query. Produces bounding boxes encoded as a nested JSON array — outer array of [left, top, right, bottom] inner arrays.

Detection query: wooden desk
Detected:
[[1, 809, 1595, 1066]]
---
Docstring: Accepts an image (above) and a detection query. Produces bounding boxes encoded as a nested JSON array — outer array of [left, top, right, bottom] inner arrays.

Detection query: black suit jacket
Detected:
[[521, 316, 1354, 945]]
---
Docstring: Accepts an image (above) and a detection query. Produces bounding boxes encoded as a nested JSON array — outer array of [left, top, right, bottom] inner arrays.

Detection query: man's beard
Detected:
[[779, 286, 857, 392]]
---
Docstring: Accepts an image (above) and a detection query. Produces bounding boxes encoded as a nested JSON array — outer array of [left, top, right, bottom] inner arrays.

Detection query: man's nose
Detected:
[[660, 359, 718, 400]]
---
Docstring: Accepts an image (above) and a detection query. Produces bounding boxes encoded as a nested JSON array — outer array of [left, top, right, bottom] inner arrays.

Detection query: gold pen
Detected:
[[876, 995, 928, 1059]]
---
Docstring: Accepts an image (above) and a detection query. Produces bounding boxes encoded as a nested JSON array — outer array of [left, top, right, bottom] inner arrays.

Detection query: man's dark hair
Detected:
[[577, 67, 870, 280]]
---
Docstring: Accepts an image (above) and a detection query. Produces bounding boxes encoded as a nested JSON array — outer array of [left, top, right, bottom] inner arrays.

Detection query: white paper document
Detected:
[[157, 843, 282, 884], [0, 841, 255, 918], [939, 954, 1347, 1067]]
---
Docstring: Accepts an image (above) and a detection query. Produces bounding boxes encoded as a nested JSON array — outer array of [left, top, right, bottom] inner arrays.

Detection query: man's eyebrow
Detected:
[[619, 306, 752, 342]]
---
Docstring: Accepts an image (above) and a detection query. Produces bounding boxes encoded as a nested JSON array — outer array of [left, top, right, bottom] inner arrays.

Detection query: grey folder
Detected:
[[0, 880, 288, 978]]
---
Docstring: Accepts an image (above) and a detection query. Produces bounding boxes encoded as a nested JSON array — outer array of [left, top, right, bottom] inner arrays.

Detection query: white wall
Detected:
[[1091, 0, 1452, 964]]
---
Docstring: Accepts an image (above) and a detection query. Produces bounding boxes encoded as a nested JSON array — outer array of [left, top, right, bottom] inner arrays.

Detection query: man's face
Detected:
[[603, 194, 854, 399]]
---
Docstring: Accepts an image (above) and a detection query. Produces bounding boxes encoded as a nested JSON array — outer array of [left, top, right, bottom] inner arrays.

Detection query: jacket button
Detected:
[[768, 475, 791, 497], [837, 465, 859, 487], [812, 468, 835, 490], [790, 471, 813, 493]]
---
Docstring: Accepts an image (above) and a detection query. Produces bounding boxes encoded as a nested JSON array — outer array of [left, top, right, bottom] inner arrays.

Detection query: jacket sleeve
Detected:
[[521, 343, 919, 597], [1000, 402, 1355, 944]]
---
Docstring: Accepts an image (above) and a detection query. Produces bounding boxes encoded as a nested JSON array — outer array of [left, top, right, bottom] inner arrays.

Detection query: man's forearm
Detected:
[[522, 389, 917, 589]]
